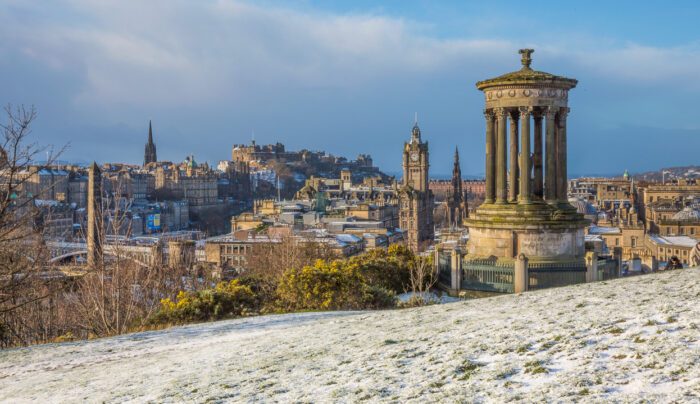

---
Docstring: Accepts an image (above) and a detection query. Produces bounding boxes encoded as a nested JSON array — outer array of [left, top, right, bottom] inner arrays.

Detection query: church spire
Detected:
[[143, 120, 157, 167], [452, 146, 461, 179]]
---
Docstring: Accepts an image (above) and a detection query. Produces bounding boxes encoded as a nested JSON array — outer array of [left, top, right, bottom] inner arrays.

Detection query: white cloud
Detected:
[[1, 1, 516, 109], [5, 0, 699, 112], [1, 0, 698, 171]]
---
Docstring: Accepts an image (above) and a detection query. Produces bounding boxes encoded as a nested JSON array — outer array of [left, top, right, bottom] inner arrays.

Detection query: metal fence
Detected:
[[435, 248, 606, 294], [527, 261, 587, 290], [597, 257, 620, 281], [438, 252, 451, 286], [461, 258, 514, 293]]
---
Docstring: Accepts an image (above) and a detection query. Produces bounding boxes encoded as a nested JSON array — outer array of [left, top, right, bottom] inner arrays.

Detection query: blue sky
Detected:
[[1, 0, 699, 177]]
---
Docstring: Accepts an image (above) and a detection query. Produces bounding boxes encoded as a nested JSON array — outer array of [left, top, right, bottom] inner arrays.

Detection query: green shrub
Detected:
[[147, 279, 255, 325], [276, 259, 396, 311], [348, 245, 416, 292]]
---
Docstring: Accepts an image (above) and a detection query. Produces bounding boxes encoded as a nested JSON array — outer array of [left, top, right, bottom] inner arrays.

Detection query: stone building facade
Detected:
[[153, 157, 218, 206], [430, 179, 485, 201], [398, 122, 434, 252]]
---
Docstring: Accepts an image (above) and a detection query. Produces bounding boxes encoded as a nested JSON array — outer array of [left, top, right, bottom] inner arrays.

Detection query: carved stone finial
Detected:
[[518, 48, 534, 69]]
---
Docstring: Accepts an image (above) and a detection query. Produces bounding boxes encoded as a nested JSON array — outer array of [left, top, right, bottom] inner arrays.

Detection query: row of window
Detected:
[[220, 244, 252, 254], [665, 227, 696, 235], [658, 247, 689, 256]]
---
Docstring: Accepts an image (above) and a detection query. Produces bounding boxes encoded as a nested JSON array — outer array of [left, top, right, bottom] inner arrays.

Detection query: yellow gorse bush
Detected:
[[150, 279, 255, 325], [277, 258, 395, 311]]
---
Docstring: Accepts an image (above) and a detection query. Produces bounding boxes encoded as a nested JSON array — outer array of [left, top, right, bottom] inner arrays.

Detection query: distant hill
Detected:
[[2, 268, 698, 402], [631, 166, 699, 182]]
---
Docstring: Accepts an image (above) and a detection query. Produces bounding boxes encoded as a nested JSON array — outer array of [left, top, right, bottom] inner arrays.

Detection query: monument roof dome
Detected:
[[671, 206, 700, 221], [476, 49, 578, 91]]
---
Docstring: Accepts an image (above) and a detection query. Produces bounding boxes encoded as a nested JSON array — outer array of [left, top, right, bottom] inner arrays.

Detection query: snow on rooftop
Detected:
[[588, 226, 621, 234], [334, 233, 361, 243], [1, 269, 698, 402], [649, 235, 699, 248]]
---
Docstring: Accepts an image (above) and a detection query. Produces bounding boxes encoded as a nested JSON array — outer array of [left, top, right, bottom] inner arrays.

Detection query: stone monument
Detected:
[[465, 49, 588, 264], [87, 162, 102, 268]]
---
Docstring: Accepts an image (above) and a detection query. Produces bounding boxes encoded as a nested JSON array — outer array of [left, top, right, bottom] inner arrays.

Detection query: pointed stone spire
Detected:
[[143, 120, 157, 166]]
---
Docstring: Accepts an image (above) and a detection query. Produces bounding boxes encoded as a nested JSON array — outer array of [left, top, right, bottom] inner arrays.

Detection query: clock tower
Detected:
[[399, 121, 434, 252]]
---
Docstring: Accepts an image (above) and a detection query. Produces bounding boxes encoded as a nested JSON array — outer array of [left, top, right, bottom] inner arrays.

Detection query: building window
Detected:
[[615, 238, 619, 246]]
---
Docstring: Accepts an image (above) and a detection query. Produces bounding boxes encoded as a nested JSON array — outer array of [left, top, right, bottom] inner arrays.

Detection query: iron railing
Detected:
[[597, 257, 620, 281], [438, 253, 451, 286], [461, 258, 514, 293], [528, 261, 587, 290]]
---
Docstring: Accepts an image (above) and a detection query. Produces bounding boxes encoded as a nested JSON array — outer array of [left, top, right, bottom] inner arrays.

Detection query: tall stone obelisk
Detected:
[[87, 162, 102, 268]]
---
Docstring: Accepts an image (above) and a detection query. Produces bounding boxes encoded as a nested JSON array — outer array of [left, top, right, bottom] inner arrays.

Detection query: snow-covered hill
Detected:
[[2, 269, 699, 403]]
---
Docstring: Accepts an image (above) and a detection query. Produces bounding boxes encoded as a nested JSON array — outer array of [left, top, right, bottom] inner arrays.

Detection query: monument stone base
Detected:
[[465, 201, 588, 263]]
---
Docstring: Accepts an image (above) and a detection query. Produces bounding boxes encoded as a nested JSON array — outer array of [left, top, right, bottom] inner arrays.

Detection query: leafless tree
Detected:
[[0, 104, 69, 347], [73, 181, 193, 337], [244, 236, 338, 302], [406, 255, 437, 306]]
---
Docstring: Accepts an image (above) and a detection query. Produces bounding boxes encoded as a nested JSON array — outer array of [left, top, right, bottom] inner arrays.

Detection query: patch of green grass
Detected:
[[496, 368, 517, 380], [383, 339, 399, 345], [643, 319, 656, 326], [541, 341, 556, 350], [428, 381, 445, 389], [578, 388, 591, 395], [575, 303, 585, 308], [456, 361, 485, 380], [524, 360, 549, 374], [633, 336, 647, 343], [517, 345, 530, 353], [608, 327, 624, 334], [666, 316, 678, 323]]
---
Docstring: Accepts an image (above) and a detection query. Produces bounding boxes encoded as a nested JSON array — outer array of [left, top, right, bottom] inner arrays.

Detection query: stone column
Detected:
[[586, 251, 598, 282], [450, 248, 462, 292], [495, 107, 508, 203], [509, 110, 519, 202], [544, 107, 557, 202], [519, 107, 531, 203], [514, 253, 529, 293], [484, 109, 495, 203], [533, 111, 543, 199], [556, 108, 569, 201]]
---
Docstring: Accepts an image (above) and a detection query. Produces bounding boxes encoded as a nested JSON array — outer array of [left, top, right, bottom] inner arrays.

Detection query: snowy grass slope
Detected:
[[1, 268, 699, 403]]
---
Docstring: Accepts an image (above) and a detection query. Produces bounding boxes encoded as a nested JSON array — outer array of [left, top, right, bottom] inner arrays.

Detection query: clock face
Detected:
[[410, 153, 419, 162]]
